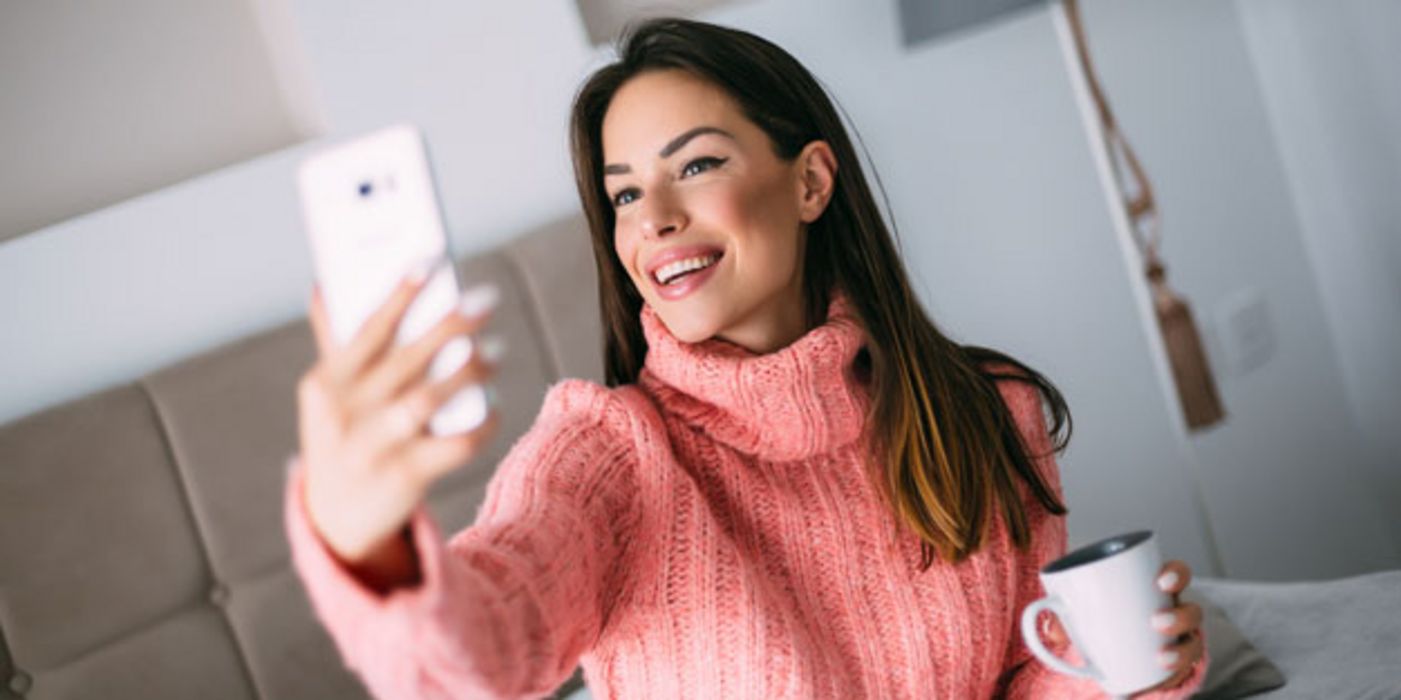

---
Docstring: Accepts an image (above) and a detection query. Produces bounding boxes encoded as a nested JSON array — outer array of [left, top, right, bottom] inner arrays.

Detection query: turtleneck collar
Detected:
[[637, 290, 872, 462]]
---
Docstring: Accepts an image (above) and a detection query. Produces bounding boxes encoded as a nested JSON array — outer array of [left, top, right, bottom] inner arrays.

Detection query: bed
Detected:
[[1190, 569, 1401, 699]]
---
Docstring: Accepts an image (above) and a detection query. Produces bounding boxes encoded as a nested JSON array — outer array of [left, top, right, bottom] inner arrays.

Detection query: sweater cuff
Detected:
[[281, 455, 454, 664]]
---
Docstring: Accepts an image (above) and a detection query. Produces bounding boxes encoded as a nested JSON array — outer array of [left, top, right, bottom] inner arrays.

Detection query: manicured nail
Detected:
[[1158, 650, 1179, 668], [1151, 612, 1174, 631], [478, 334, 508, 364], [458, 284, 501, 318], [1158, 571, 1179, 592], [406, 256, 443, 284]]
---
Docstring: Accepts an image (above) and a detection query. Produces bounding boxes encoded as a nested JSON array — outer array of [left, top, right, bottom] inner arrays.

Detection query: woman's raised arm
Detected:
[[285, 379, 639, 699]]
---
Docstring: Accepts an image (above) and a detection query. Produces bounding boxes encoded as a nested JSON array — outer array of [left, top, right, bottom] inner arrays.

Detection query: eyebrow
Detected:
[[603, 126, 735, 176]]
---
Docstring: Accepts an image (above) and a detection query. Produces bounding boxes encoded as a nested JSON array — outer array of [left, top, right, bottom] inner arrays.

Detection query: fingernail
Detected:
[[1158, 650, 1179, 668], [1151, 612, 1174, 631], [478, 334, 508, 364], [458, 284, 501, 318], [406, 256, 443, 284], [1158, 571, 1179, 592]]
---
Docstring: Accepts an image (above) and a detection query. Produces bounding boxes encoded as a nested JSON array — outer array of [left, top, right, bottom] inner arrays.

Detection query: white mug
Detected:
[[1019, 530, 1173, 697]]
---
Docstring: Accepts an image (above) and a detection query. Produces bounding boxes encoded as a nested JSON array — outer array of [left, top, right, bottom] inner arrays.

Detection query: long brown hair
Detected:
[[568, 17, 1070, 570]]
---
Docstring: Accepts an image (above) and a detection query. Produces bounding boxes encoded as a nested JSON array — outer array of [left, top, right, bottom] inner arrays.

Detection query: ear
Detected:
[[794, 140, 838, 224]]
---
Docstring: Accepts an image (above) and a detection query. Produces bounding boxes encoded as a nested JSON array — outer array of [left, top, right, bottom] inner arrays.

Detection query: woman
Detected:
[[286, 17, 1208, 699]]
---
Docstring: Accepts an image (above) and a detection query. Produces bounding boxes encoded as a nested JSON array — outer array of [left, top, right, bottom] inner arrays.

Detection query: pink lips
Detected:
[[645, 244, 724, 302]]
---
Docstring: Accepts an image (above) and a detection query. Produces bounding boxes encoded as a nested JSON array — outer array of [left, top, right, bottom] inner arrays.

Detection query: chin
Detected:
[[653, 302, 726, 344]]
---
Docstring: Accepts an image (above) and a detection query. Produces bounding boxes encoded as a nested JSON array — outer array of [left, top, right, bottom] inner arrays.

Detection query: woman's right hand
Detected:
[[296, 261, 502, 566]]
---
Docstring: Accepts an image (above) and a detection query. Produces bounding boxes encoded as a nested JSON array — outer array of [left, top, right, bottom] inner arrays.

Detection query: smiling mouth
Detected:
[[653, 252, 723, 286]]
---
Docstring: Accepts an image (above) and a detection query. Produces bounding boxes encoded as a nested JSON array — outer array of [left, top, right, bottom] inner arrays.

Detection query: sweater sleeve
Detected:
[[282, 379, 637, 700], [993, 378, 1209, 700]]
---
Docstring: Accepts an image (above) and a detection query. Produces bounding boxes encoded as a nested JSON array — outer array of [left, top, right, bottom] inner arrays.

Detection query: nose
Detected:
[[638, 189, 687, 240]]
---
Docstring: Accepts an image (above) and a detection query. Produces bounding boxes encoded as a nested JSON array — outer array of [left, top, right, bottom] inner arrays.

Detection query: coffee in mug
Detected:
[[1018, 530, 1173, 697]]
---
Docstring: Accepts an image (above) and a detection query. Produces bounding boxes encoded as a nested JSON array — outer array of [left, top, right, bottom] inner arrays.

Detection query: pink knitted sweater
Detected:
[[283, 292, 1209, 699]]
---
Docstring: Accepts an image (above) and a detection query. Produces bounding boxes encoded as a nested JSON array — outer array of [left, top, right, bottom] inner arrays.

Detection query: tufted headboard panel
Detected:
[[0, 215, 601, 699]]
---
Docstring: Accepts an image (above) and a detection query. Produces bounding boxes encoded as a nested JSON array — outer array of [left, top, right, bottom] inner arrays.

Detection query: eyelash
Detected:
[[611, 156, 728, 208]]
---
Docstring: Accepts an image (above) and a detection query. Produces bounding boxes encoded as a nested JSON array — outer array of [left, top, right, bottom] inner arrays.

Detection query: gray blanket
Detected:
[[1193, 569, 1401, 699]]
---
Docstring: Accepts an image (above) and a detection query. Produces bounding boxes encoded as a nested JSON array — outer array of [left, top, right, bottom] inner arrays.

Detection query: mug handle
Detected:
[[1019, 596, 1102, 682]]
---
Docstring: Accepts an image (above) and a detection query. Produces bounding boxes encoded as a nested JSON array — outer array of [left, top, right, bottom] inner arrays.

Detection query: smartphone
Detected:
[[297, 123, 489, 436]]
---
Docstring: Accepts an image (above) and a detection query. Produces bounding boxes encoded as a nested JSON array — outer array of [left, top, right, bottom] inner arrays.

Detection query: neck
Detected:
[[638, 288, 872, 461], [714, 280, 810, 354]]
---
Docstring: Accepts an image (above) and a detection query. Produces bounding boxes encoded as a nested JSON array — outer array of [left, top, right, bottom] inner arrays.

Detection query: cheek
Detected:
[[693, 181, 758, 228], [715, 178, 802, 268], [613, 227, 641, 280]]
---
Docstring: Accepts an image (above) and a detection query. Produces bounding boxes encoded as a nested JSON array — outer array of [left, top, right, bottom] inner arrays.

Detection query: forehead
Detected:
[[602, 70, 746, 158]]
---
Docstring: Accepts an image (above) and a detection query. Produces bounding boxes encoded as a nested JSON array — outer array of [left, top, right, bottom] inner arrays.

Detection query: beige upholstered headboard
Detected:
[[0, 215, 600, 699]]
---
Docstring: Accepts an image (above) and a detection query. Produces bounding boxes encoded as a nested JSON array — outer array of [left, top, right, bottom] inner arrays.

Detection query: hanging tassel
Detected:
[[1145, 251, 1226, 430], [1065, 0, 1227, 431]]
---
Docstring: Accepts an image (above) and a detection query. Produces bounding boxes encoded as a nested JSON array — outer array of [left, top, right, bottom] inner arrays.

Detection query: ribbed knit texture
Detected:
[[283, 291, 1209, 699]]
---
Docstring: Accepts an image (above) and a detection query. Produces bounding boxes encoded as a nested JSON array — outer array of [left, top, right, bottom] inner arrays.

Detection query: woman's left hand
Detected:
[[1130, 559, 1205, 696], [1041, 559, 1205, 696]]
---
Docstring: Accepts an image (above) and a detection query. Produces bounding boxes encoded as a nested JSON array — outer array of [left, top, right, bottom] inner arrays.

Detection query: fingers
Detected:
[[345, 388, 436, 468], [1131, 622, 1203, 699], [397, 410, 501, 485], [1151, 601, 1203, 640], [1157, 560, 1193, 598], [1149, 591, 1205, 686], [1157, 619, 1204, 677], [418, 340, 499, 411], [308, 284, 335, 357], [1043, 613, 1069, 648], [348, 345, 500, 469], [324, 259, 443, 390], [343, 285, 499, 419]]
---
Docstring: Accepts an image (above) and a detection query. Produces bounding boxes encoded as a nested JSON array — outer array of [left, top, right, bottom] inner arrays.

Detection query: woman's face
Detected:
[[601, 69, 836, 353]]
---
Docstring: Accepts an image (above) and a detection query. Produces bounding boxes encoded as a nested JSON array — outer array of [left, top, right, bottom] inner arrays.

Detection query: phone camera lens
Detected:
[[358, 182, 373, 197]]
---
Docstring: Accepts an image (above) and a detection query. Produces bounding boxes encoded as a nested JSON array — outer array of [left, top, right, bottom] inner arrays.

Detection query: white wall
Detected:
[[0, 0, 323, 242], [1233, 0, 1401, 547], [1, 0, 1395, 580], [1063, 0, 1400, 579], [0, 0, 598, 429]]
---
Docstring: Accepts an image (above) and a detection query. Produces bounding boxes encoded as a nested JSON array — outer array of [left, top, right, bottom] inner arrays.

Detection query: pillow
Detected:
[[1182, 588, 1287, 699]]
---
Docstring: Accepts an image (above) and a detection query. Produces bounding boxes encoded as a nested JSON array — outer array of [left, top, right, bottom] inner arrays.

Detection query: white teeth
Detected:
[[654, 253, 721, 285]]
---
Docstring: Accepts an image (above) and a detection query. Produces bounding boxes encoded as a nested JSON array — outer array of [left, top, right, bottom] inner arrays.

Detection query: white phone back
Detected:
[[297, 123, 488, 435]]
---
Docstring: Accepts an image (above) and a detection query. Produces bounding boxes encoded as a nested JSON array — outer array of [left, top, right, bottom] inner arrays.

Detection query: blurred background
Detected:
[[1, 0, 1397, 590]]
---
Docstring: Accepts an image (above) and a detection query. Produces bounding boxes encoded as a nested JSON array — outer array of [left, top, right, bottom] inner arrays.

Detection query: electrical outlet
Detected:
[[1214, 287, 1276, 376]]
